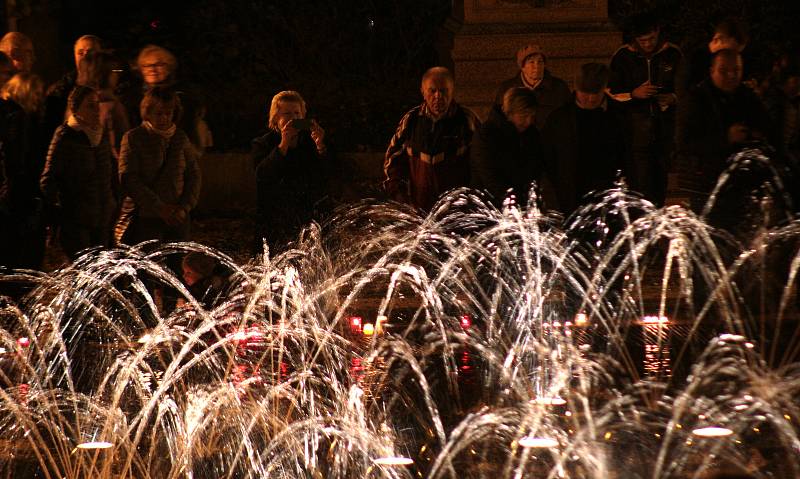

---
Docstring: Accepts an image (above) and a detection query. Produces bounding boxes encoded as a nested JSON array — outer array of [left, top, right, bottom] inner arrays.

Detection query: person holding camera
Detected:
[[251, 90, 329, 255]]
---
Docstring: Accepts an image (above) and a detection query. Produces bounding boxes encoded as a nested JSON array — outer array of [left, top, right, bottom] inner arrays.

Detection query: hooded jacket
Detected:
[[609, 40, 683, 116]]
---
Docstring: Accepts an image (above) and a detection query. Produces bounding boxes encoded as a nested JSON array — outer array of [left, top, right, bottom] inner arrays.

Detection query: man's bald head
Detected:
[[0, 32, 34, 73]]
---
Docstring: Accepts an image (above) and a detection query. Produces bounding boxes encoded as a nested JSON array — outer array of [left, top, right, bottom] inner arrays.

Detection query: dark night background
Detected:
[[6, 0, 800, 153]]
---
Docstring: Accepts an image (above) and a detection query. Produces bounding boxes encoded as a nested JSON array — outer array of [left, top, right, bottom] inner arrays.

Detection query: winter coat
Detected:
[[471, 105, 548, 207], [119, 125, 201, 219], [40, 124, 118, 258], [493, 70, 572, 131], [251, 129, 330, 249], [541, 98, 627, 213], [609, 41, 683, 117], [383, 102, 480, 210], [675, 79, 771, 192]]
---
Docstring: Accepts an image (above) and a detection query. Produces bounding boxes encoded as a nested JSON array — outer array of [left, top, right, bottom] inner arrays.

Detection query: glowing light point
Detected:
[[719, 334, 747, 342], [77, 441, 113, 449], [574, 313, 588, 326], [17, 337, 30, 348], [363, 323, 375, 336], [518, 436, 559, 448], [692, 427, 733, 437], [642, 315, 669, 324], [373, 456, 414, 466], [532, 396, 566, 406]]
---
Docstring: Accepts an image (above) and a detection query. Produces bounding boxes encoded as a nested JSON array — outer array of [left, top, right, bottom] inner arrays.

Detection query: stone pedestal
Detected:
[[450, 0, 621, 118]]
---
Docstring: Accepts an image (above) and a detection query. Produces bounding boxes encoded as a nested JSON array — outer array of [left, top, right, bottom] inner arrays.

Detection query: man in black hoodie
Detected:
[[609, 13, 682, 206]]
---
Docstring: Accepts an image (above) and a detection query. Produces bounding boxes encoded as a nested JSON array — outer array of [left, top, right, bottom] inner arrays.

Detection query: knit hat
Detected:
[[516, 43, 545, 68], [575, 63, 609, 94]]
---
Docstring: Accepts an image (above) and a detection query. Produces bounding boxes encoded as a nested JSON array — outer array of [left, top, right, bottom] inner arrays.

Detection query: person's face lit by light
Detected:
[[521, 54, 545, 86], [508, 110, 535, 132], [575, 90, 605, 110], [6, 39, 34, 73], [74, 38, 99, 69], [140, 53, 172, 86], [144, 101, 175, 130], [710, 54, 742, 93], [635, 29, 660, 56], [274, 101, 304, 130], [421, 75, 453, 119], [75, 91, 100, 128]]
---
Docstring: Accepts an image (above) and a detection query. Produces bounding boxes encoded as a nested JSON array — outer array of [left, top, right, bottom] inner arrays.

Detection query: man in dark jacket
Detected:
[[472, 87, 550, 208], [493, 43, 571, 131], [384, 67, 480, 211], [542, 63, 627, 214], [609, 13, 682, 206], [675, 49, 772, 210], [43, 35, 102, 144]]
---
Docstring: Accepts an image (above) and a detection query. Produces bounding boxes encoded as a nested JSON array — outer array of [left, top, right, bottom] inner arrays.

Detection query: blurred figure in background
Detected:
[[76, 51, 130, 159], [0, 72, 46, 269], [43, 35, 102, 142], [675, 49, 771, 211], [121, 44, 206, 155], [0, 32, 35, 74]]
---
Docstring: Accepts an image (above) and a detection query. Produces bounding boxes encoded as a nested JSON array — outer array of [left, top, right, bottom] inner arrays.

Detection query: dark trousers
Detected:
[[628, 112, 674, 206]]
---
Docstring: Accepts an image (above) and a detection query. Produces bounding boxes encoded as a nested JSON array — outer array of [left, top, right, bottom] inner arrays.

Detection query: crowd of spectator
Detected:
[[388, 13, 799, 222], [1, 11, 799, 277]]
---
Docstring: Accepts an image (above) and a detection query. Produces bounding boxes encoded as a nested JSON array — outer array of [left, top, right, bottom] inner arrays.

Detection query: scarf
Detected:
[[67, 115, 103, 147], [142, 120, 177, 139]]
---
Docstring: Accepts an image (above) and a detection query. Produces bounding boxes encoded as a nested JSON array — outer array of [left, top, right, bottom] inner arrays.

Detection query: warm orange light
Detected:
[[532, 396, 566, 406], [77, 441, 113, 449], [349, 316, 363, 334], [692, 427, 733, 437], [641, 315, 669, 324], [374, 456, 413, 466], [574, 313, 588, 326], [363, 323, 375, 336], [376, 315, 387, 333], [518, 436, 558, 448]]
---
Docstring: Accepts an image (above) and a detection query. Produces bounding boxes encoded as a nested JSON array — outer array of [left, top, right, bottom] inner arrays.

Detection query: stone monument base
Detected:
[[450, 0, 621, 118]]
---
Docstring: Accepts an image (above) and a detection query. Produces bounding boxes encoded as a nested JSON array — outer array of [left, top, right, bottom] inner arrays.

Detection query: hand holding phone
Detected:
[[289, 118, 312, 130]]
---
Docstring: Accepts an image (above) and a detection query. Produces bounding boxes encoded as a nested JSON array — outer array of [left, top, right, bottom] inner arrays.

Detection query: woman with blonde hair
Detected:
[[251, 90, 328, 254], [1, 72, 43, 114], [122, 44, 206, 154]]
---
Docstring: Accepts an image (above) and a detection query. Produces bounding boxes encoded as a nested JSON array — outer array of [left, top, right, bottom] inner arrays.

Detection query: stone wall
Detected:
[[450, 0, 621, 118]]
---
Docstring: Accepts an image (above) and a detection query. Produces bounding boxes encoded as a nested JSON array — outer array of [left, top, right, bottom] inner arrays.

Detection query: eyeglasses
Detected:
[[141, 62, 169, 70]]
